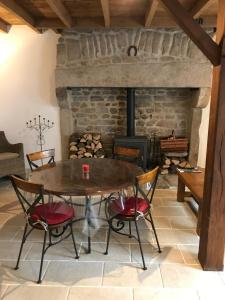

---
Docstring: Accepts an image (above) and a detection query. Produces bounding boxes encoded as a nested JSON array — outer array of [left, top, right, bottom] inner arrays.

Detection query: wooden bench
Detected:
[[177, 168, 205, 235]]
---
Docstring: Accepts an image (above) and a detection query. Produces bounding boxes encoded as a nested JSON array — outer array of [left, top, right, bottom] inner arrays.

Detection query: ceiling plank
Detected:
[[0, 0, 40, 32], [190, 0, 212, 18], [0, 18, 10, 32], [145, 0, 159, 27], [100, 0, 110, 27], [46, 0, 73, 28], [160, 0, 220, 66]]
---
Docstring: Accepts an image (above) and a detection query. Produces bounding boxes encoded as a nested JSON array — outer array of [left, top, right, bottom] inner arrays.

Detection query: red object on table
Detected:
[[82, 164, 90, 173]]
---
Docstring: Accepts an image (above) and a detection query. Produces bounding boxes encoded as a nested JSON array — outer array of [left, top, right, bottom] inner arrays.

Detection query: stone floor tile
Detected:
[[170, 216, 196, 229], [0, 225, 21, 241], [197, 288, 225, 300], [131, 244, 184, 264], [109, 229, 154, 244], [160, 263, 224, 288], [153, 229, 199, 245], [0, 241, 31, 260], [43, 261, 103, 286], [160, 197, 184, 207], [0, 260, 49, 284], [133, 288, 199, 300], [154, 190, 177, 198], [2, 285, 69, 300], [152, 206, 188, 217], [68, 287, 133, 300], [153, 217, 172, 229], [178, 245, 199, 264], [103, 262, 163, 287], [79, 242, 131, 262], [26, 242, 81, 261], [0, 285, 8, 299]]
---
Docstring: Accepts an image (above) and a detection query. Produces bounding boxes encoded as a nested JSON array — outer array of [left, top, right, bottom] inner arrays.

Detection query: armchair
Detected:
[[0, 131, 25, 179]]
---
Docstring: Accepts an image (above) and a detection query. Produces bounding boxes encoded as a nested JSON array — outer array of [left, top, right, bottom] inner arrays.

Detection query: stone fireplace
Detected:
[[55, 28, 212, 167]]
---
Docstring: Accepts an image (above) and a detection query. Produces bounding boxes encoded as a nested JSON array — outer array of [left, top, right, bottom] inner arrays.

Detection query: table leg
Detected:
[[177, 177, 185, 202]]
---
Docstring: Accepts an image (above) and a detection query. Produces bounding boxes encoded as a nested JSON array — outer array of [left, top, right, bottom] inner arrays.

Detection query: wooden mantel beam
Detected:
[[160, 0, 220, 66], [100, 0, 110, 27], [190, 0, 212, 18], [0, 0, 39, 32], [145, 0, 159, 27], [46, 0, 73, 28], [0, 18, 10, 33]]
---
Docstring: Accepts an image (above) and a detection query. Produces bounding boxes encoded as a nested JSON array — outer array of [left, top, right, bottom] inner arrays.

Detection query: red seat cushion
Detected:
[[30, 202, 75, 226], [109, 196, 149, 217]]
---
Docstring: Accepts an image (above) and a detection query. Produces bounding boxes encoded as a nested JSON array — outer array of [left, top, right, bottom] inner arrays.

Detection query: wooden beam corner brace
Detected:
[[46, 0, 73, 28], [145, 0, 159, 27], [100, 0, 110, 27], [160, 0, 221, 66]]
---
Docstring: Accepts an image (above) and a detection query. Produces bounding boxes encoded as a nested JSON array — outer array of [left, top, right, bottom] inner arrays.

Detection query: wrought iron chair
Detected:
[[104, 166, 161, 270], [26, 149, 55, 172], [10, 175, 79, 284], [98, 146, 141, 216]]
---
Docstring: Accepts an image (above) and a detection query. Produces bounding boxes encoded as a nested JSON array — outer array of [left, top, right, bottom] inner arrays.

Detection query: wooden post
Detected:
[[198, 37, 225, 270]]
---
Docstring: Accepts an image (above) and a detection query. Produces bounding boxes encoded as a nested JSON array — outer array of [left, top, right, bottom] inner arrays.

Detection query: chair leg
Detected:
[[70, 223, 79, 259], [37, 230, 47, 284], [148, 212, 161, 253], [134, 219, 147, 270], [15, 223, 28, 270], [104, 225, 111, 255], [128, 220, 132, 238]]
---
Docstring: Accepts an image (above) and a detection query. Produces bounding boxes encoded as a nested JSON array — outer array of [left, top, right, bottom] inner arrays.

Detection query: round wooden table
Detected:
[[29, 158, 143, 253], [29, 158, 143, 196]]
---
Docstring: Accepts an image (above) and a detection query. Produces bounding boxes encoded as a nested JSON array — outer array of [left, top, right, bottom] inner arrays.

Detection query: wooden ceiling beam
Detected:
[[0, 18, 10, 33], [189, 0, 212, 18], [0, 0, 40, 32], [36, 15, 217, 30], [145, 0, 159, 27], [100, 0, 110, 27], [160, 0, 220, 66], [46, 0, 73, 28]]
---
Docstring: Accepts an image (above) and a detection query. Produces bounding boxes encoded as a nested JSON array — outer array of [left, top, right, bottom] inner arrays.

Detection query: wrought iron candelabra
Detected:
[[26, 115, 54, 152]]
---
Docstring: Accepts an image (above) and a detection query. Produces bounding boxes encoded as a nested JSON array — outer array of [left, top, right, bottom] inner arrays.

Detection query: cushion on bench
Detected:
[[0, 152, 19, 160]]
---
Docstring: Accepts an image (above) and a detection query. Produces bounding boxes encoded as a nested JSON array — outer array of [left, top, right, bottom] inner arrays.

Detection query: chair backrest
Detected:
[[10, 175, 44, 215], [26, 149, 55, 171], [113, 146, 140, 163], [136, 166, 159, 204]]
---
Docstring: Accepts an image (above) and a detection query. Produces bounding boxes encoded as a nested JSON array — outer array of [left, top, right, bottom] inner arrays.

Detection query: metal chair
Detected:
[[26, 149, 55, 172], [98, 146, 141, 216], [104, 166, 161, 270], [10, 175, 79, 284]]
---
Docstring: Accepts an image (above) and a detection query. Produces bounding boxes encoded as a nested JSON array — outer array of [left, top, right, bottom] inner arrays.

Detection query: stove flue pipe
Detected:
[[127, 88, 135, 136]]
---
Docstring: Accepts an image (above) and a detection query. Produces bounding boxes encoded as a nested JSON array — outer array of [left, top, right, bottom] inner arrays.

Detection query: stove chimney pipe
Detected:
[[127, 88, 135, 136]]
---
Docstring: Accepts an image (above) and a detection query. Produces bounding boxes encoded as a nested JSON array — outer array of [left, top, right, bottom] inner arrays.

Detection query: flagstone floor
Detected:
[[0, 178, 224, 300]]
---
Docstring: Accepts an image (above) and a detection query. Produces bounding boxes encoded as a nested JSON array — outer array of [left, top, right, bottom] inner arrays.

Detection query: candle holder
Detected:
[[26, 115, 54, 152]]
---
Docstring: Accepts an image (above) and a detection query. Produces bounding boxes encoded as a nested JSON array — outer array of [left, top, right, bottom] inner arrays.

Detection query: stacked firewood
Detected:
[[161, 156, 191, 175], [69, 133, 105, 159]]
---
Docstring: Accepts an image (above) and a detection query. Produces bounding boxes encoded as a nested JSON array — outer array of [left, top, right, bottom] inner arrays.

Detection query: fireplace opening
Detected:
[[57, 86, 208, 172]]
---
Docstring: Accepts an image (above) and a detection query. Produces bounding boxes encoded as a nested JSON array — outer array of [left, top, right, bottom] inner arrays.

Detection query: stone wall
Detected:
[[57, 87, 193, 157], [56, 28, 212, 88]]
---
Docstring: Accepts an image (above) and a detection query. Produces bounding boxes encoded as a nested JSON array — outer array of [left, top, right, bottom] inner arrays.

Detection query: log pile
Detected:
[[161, 155, 191, 175], [69, 133, 105, 159]]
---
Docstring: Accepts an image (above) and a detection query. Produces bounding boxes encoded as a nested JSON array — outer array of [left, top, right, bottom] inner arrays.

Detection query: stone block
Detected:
[[67, 39, 81, 61]]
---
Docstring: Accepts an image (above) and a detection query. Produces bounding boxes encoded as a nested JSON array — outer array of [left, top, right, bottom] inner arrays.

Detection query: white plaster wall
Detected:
[[198, 102, 210, 168], [0, 26, 61, 167]]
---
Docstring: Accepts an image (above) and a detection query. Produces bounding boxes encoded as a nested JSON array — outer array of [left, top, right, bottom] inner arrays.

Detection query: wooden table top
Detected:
[[177, 169, 205, 203], [29, 158, 143, 196]]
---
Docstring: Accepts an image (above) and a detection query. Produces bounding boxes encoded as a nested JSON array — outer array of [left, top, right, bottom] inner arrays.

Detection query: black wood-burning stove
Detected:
[[114, 88, 149, 170]]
